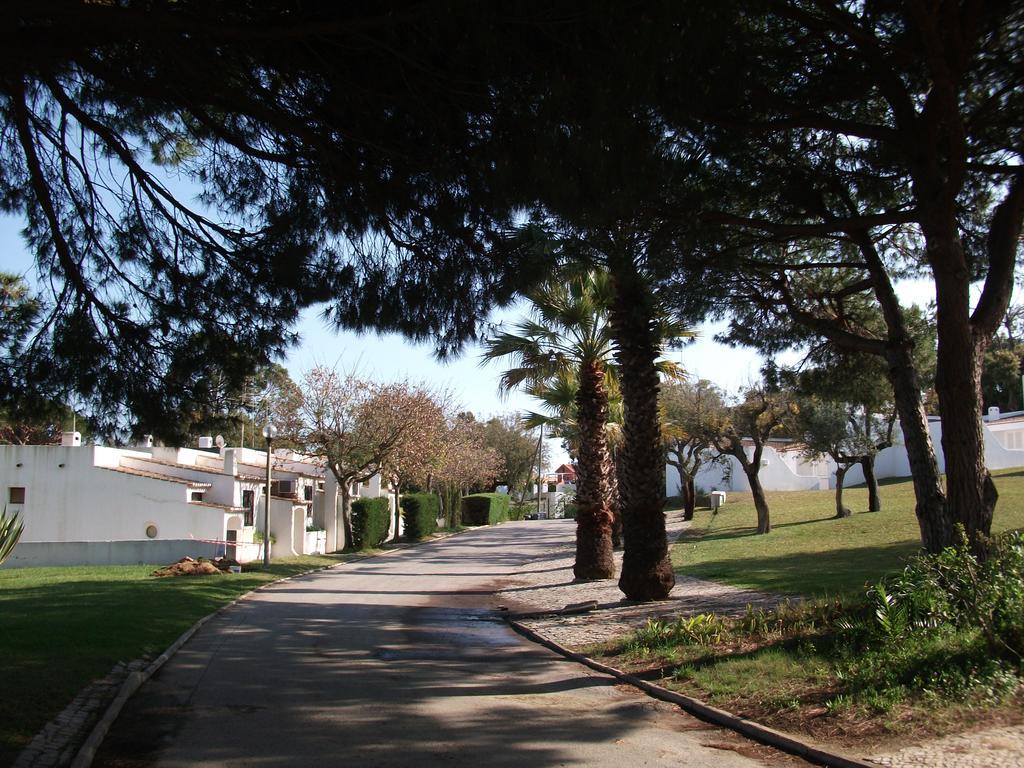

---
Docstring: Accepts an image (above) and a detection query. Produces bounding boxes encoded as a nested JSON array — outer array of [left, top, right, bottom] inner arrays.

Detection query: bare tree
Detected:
[[298, 367, 436, 549], [661, 379, 731, 521], [705, 384, 796, 535]]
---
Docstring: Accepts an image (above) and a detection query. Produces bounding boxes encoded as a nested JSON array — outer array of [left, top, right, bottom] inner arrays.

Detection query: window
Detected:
[[190, 491, 205, 502], [271, 479, 295, 497], [8, 487, 25, 504], [242, 489, 255, 526], [145, 524, 158, 539], [304, 484, 313, 502]]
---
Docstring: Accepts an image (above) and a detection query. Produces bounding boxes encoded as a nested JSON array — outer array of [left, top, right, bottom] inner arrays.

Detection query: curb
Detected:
[[68, 531, 464, 768], [507, 618, 876, 768]]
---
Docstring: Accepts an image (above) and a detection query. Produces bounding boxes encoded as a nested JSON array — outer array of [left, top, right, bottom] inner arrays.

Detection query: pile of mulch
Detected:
[[151, 556, 240, 577]]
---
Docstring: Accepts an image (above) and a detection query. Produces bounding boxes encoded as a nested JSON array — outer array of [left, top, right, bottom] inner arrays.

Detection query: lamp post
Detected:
[[262, 422, 277, 566]]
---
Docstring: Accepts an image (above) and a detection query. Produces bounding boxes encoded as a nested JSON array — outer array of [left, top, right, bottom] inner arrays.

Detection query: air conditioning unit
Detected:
[[272, 479, 295, 496]]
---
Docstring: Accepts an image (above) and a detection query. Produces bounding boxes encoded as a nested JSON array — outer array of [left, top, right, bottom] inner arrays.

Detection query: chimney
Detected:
[[223, 448, 238, 477], [988, 406, 1001, 421], [197, 436, 214, 449], [138, 434, 154, 448], [60, 431, 81, 447]]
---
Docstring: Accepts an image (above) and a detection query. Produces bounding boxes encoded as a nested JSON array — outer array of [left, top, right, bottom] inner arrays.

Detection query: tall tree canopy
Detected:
[[2, 2, 579, 433], [679, 2, 1024, 552]]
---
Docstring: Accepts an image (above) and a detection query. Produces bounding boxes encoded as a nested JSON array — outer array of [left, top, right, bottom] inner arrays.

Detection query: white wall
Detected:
[[668, 416, 1024, 496], [667, 445, 828, 497], [0, 445, 233, 566]]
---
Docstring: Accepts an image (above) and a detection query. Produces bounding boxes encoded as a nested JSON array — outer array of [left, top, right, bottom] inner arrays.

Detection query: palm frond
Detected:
[[0, 508, 24, 565]]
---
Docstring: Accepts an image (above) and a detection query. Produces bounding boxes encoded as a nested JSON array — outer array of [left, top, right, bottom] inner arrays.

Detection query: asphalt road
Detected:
[[94, 521, 785, 767]]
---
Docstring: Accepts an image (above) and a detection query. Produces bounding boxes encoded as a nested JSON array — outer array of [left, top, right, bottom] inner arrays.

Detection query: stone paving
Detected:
[[494, 512, 1024, 768], [866, 726, 1024, 768], [494, 511, 781, 648], [14, 659, 146, 768]]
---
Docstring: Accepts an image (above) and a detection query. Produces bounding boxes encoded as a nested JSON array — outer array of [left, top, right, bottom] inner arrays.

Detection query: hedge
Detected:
[[351, 496, 391, 550], [400, 492, 439, 540], [461, 493, 511, 526]]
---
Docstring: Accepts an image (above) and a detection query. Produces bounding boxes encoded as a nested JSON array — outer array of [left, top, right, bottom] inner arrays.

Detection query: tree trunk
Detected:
[[932, 254, 997, 551], [682, 475, 696, 521], [884, 327, 952, 552], [861, 456, 881, 512], [610, 255, 674, 601], [394, 478, 402, 542], [572, 359, 616, 580], [834, 465, 851, 518], [608, 450, 623, 549], [747, 469, 771, 534], [340, 483, 354, 550]]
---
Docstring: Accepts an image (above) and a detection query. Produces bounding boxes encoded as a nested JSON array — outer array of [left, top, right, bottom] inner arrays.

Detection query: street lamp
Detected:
[[262, 422, 278, 566]]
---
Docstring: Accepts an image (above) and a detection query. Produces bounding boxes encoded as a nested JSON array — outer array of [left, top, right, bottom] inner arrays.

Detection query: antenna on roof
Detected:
[[214, 435, 226, 449]]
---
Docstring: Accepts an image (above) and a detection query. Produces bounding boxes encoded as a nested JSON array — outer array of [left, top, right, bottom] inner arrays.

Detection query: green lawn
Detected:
[[673, 469, 1024, 598], [0, 554, 356, 765]]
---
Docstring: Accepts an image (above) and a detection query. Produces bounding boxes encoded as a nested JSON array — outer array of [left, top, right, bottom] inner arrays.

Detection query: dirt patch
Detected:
[[150, 556, 239, 578]]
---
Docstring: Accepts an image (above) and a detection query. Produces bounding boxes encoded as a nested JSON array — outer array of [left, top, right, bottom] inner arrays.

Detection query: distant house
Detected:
[[0, 433, 395, 568], [551, 463, 577, 486], [666, 407, 1024, 497]]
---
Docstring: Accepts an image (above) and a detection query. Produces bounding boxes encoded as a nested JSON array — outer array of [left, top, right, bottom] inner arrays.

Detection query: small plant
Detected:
[[630, 614, 726, 651], [252, 529, 276, 545], [870, 583, 909, 641], [0, 509, 24, 565]]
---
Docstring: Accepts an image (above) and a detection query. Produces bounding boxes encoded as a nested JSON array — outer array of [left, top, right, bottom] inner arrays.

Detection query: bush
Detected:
[[401, 493, 440, 540], [351, 497, 391, 550], [871, 530, 1024, 659], [508, 502, 528, 522], [461, 493, 511, 526], [561, 502, 578, 520]]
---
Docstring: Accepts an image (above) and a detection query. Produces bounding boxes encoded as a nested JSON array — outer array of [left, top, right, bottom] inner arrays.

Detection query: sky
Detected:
[[0, 210, 945, 470]]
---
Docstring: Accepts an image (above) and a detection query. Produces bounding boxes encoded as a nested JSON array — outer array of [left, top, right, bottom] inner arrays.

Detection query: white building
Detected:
[[668, 407, 1024, 497], [0, 433, 397, 568]]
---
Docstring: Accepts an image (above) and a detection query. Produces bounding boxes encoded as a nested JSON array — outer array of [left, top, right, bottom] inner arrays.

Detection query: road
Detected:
[[94, 521, 786, 767]]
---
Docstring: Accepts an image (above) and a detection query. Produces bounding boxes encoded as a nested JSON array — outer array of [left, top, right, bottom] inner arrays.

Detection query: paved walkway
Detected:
[[495, 513, 780, 648], [92, 521, 782, 767]]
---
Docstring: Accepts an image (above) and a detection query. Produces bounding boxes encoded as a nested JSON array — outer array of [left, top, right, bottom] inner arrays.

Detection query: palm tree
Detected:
[[522, 371, 625, 549], [483, 268, 687, 581], [484, 270, 619, 579]]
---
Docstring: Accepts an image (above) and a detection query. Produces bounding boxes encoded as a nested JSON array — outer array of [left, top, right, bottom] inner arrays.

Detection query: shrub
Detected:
[[461, 493, 511, 526], [401, 493, 440, 540], [351, 497, 391, 550], [508, 502, 528, 522], [561, 502, 578, 520], [871, 529, 1024, 659]]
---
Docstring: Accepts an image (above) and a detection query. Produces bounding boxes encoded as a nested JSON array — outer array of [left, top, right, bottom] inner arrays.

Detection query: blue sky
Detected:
[[0, 210, 942, 468]]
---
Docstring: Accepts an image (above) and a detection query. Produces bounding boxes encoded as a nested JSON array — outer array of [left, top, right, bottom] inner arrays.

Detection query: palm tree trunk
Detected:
[[573, 360, 616, 579], [610, 255, 674, 601], [608, 450, 623, 549]]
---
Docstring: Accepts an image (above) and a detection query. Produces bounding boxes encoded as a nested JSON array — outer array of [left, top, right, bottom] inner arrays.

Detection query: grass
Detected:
[[0, 553, 357, 765], [593, 599, 1024, 753], [582, 472, 1024, 752], [673, 469, 1024, 598]]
